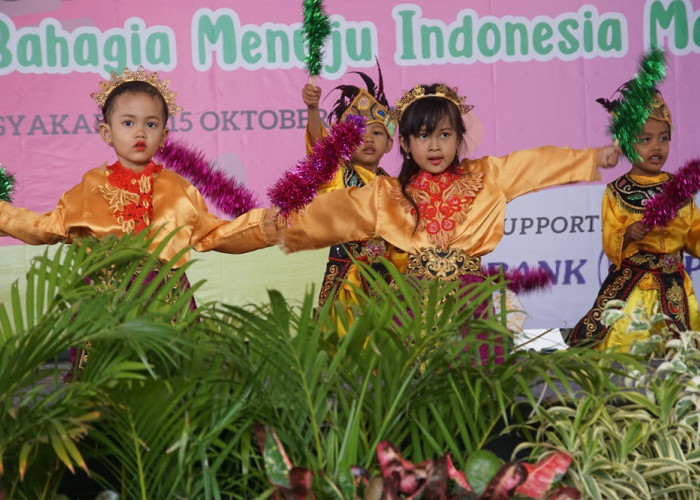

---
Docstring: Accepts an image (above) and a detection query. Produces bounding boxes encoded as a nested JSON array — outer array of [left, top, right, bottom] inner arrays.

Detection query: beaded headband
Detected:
[[340, 88, 396, 136], [392, 84, 473, 121], [91, 66, 183, 116]]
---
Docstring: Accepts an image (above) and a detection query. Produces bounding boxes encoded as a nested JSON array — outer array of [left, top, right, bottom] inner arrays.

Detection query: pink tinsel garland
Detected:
[[154, 138, 258, 218], [642, 158, 700, 230], [484, 266, 553, 294], [268, 114, 365, 220]]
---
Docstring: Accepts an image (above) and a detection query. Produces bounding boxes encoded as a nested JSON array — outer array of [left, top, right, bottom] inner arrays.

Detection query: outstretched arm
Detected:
[[302, 83, 324, 146], [489, 145, 620, 202], [279, 183, 380, 252], [0, 193, 73, 245], [185, 182, 277, 254]]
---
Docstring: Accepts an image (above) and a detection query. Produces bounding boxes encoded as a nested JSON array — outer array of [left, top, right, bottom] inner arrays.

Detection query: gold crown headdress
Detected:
[[340, 88, 396, 137], [392, 84, 473, 121], [647, 92, 672, 127], [91, 66, 183, 115]]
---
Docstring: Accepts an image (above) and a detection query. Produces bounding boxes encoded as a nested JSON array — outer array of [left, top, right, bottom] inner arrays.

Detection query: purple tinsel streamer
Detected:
[[268, 114, 365, 220], [154, 138, 258, 218], [483, 266, 553, 294], [642, 158, 700, 230]]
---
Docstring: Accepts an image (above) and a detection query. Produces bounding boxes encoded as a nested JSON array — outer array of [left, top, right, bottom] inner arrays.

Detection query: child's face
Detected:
[[400, 116, 459, 175], [351, 122, 393, 171], [630, 118, 670, 176], [98, 92, 169, 171]]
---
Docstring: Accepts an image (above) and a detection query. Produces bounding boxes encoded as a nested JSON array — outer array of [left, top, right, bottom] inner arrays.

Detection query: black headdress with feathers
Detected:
[[327, 65, 388, 126], [596, 80, 637, 114]]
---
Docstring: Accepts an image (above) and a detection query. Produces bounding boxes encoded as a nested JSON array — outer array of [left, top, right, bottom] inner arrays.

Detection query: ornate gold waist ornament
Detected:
[[627, 250, 683, 274], [346, 237, 389, 264], [406, 247, 482, 280]]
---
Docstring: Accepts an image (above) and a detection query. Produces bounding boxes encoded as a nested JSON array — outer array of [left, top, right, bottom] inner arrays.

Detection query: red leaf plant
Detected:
[[513, 451, 577, 499], [376, 442, 579, 500], [254, 425, 579, 499]]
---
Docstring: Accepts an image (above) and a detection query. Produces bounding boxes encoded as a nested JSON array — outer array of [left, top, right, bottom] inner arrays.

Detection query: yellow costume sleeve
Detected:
[[684, 200, 700, 258], [486, 146, 599, 201], [283, 180, 383, 252], [136, 170, 273, 265], [0, 167, 272, 267], [188, 182, 272, 255], [318, 170, 346, 195], [0, 201, 67, 244], [601, 188, 637, 266], [0, 166, 145, 246], [305, 122, 325, 155]]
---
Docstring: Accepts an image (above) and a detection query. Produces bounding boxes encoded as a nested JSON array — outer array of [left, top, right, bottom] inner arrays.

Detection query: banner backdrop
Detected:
[[1, 0, 699, 328]]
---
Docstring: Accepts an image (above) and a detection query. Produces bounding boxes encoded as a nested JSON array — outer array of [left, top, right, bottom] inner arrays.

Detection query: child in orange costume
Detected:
[[0, 67, 277, 268], [0, 67, 277, 373], [283, 83, 620, 361]]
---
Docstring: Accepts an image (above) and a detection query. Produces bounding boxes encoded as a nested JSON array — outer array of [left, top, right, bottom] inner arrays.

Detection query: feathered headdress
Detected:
[[328, 65, 396, 137], [596, 48, 668, 163]]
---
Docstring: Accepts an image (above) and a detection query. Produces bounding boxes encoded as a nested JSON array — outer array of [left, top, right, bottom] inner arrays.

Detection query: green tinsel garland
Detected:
[[610, 47, 666, 163], [302, 0, 332, 77], [0, 165, 15, 202]]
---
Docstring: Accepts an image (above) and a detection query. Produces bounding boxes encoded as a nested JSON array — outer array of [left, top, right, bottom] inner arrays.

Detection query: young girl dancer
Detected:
[[0, 66, 276, 267], [280, 83, 620, 359], [0, 66, 277, 373]]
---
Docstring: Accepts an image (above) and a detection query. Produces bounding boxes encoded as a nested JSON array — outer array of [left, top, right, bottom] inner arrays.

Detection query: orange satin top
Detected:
[[0, 164, 271, 267], [283, 146, 600, 256], [603, 172, 700, 266]]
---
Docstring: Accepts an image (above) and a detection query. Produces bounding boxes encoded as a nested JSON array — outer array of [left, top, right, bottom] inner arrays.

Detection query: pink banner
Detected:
[[1, 0, 699, 326]]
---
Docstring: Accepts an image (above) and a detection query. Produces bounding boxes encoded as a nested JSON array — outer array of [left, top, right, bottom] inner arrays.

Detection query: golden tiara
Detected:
[[648, 92, 672, 127], [91, 66, 183, 115], [392, 84, 473, 121]]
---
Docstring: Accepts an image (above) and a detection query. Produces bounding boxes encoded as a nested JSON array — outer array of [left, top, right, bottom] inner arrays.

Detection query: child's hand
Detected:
[[302, 84, 322, 109], [625, 221, 649, 243], [595, 144, 621, 168]]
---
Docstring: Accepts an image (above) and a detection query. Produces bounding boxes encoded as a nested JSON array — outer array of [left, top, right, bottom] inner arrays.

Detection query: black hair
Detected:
[[396, 84, 468, 230], [99, 81, 169, 124]]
